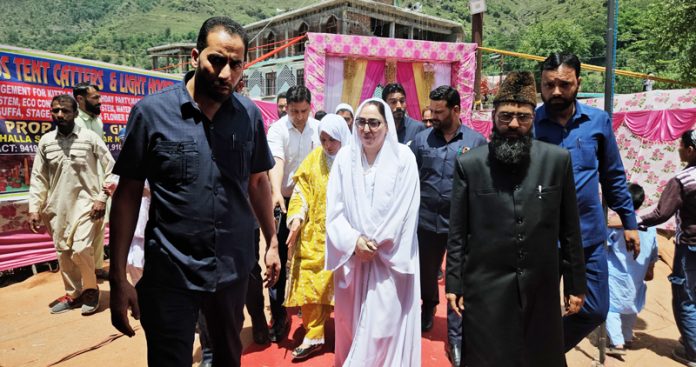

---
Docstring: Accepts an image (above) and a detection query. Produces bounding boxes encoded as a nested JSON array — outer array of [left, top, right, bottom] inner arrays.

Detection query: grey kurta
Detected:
[[446, 140, 586, 367]]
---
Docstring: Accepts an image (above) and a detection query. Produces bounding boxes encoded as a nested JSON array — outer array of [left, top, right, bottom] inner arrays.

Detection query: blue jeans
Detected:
[[671, 244, 696, 360], [605, 312, 636, 346], [564, 242, 609, 351]]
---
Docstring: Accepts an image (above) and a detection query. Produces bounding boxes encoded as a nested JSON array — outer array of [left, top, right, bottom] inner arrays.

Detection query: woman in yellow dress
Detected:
[[285, 113, 351, 360]]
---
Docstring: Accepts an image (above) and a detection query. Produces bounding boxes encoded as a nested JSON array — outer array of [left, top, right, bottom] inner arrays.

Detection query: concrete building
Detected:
[[146, 0, 464, 100]]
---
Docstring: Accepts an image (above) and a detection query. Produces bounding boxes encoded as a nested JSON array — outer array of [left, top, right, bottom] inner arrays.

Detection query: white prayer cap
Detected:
[[335, 103, 354, 116], [319, 114, 352, 146]]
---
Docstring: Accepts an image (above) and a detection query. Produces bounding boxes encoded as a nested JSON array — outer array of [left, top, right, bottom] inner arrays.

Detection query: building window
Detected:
[[296, 69, 304, 87], [295, 22, 309, 55], [263, 32, 276, 59], [241, 74, 248, 90], [265, 72, 276, 96], [371, 18, 390, 37], [323, 15, 338, 34]]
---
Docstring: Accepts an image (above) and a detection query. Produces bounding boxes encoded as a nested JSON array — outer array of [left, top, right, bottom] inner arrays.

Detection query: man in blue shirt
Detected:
[[108, 17, 281, 367], [411, 86, 486, 367], [382, 83, 425, 145], [534, 52, 640, 352]]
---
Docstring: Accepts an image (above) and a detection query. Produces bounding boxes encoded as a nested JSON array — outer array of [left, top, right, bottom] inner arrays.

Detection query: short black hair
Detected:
[[429, 85, 460, 109], [276, 92, 287, 102], [628, 183, 645, 210], [51, 94, 77, 112], [286, 85, 311, 104], [382, 83, 406, 100], [683, 129, 696, 150], [314, 110, 327, 120], [541, 52, 581, 78], [73, 82, 98, 99], [196, 16, 249, 60]]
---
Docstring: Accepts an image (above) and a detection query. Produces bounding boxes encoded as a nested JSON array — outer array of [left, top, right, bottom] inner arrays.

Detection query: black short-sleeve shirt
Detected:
[[114, 71, 274, 291]]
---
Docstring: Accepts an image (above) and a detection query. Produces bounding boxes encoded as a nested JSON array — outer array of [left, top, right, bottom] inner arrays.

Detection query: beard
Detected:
[[541, 88, 578, 112], [195, 68, 235, 103], [85, 100, 101, 115], [489, 128, 532, 167]]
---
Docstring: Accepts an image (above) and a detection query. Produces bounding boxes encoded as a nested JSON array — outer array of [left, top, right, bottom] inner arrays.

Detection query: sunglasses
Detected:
[[355, 117, 383, 129]]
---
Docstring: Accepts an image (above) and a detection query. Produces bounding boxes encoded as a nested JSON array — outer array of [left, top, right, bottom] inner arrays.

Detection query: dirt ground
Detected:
[[0, 234, 686, 367]]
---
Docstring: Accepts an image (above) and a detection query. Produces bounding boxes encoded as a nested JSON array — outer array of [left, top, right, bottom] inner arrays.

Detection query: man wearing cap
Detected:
[[446, 72, 587, 366]]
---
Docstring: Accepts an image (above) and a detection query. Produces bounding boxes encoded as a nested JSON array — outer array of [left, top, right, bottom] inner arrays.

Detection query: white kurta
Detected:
[[326, 98, 421, 367]]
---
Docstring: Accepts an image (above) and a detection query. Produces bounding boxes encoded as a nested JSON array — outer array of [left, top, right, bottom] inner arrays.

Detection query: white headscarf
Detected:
[[326, 97, 420, 274], [319, 113, 352, 164], [319, 113, 352, 147], [334, 102, 354, 116]]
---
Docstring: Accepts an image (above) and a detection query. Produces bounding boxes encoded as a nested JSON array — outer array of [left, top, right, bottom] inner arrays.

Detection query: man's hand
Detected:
[[272, 192, 286, 214], [355, 236, 377, 261], [89, 200, 106, 220], [446, 293, 465, 317], [109, 279, 140, 337], [563, 294, 585, 316], [624, 229, 641, 259], [264, 237, 281, 288], [29, 212, 42, 233]]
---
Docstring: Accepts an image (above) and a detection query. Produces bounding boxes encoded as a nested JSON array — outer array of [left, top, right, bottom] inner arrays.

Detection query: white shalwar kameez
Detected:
[[326, 98, 421, 367]]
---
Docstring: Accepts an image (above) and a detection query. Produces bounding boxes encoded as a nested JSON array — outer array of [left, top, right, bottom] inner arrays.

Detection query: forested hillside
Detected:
[[0, 0, 693, 92]]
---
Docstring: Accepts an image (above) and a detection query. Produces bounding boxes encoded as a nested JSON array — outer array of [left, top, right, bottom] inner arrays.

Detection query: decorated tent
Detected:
[[303, 33, 477, 121]]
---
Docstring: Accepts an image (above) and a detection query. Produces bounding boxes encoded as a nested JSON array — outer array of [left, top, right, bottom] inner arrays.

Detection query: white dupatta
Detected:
[[325, 98, 420, 275]]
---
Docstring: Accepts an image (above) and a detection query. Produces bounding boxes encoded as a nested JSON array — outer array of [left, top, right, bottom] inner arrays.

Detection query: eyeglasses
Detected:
[[422, 119, 434, 124], [496, 112, 533, 124], [355, 117, 383, 129]]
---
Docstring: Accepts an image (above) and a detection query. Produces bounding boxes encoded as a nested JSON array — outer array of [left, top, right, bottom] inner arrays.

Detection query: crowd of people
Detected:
[[25, 15, 696, 367]]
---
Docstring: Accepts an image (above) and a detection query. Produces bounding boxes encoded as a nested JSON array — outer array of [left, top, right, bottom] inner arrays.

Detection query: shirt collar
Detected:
[[178, 70, 239, 122], [57, 124, 80, 138], [433, 122, 465, 140], [537, 100, 590, 127], [77, 108, 96, 121]]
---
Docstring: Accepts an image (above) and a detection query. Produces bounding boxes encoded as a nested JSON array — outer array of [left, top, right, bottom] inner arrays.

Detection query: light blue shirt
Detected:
[[607, 226, 658, 314]]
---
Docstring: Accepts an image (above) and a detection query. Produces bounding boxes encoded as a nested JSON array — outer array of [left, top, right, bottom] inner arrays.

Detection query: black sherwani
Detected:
[[446, 140, 587, 367]]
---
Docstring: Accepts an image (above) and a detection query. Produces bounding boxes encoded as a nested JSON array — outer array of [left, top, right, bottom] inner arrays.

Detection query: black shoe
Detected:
[[446, 343, 462, 367], [421, 306, 435, 332], [252, 324, 270, 344], [292, 344, 323, 360], [268, 318, 289, 343]]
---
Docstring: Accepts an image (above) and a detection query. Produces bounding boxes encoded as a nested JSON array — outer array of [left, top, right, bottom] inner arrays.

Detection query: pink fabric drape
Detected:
[[0, 227, 109, 271], [396, 62, 422, 121], [252, 99, 278, 133], [359, 60, 386, 106], [612, 108, 696, 142], [324, 56, 345, 114]]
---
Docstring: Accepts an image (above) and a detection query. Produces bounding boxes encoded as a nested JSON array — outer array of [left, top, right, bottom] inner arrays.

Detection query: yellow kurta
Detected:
[[285, 147, 334, 307]]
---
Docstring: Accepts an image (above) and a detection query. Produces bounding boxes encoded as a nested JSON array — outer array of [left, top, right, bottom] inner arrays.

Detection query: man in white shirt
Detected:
[[266, 85, 320, 342], [73, 82, 109, 280]]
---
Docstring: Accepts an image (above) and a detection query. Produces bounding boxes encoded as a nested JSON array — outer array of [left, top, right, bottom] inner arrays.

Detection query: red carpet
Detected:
[[241, 277, 452, 366]]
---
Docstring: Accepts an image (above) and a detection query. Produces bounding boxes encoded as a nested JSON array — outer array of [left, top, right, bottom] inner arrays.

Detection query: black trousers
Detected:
[[268, 197, 290, 323], [245, 228, 267, 328], [137, 275, 248, 367], [418, 229, 448, 308], [199, 229, 266, 361]]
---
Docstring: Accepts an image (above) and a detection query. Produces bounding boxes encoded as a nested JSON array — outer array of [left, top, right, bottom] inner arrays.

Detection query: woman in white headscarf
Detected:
[[335, 102, 354, 131], [326, 98, 421, 367], [285, 114, 352, 360]]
